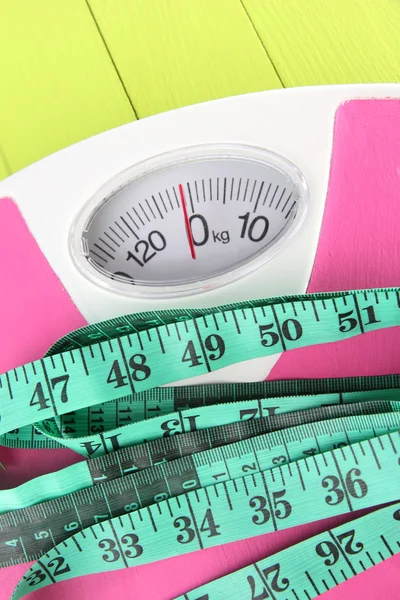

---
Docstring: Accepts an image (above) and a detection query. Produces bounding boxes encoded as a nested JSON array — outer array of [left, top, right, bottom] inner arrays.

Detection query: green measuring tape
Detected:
[[1, 287, 400, 598], [1, 287, 399, 454], [179, 502, 400, 599]]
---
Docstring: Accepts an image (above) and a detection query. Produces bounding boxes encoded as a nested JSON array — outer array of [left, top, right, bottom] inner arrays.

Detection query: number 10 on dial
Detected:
[[71, 144, 309, 298]]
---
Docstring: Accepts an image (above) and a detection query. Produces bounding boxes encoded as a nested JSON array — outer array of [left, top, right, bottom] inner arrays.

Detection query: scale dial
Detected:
[[70, 144, 309, 298]]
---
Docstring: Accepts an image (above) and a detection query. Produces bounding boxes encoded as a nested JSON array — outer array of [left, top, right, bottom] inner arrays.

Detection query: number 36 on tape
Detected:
[[1, 286, 400, 599]]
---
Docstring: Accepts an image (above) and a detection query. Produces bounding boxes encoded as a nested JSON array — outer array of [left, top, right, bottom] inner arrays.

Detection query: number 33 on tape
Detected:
[[0, 286, 398, 598]]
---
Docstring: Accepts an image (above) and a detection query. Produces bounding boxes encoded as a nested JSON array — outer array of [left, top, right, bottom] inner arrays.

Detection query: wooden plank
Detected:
[[88, 0, 283, 118], [0, 0, 135, 174], [243, 0, 400, 86], [0, 148, 10, 181]]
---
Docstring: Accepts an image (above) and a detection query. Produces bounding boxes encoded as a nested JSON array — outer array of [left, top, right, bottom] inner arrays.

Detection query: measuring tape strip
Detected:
[[1, 288, 400, 438], [48, 290, 390, 354], [1, 286, 400, 597], [11, 429, 400, 598], [31, 389, 400, 459], [4, 371, 400, 451], [2, 404, 400, 566], [2, 394, 399, 515], [176, 502, 400, 600]]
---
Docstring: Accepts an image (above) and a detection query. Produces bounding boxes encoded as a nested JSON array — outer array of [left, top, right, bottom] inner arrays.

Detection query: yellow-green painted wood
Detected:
[[243, 0, 400, 86], [1, 0, 400, 180], [88, 0, 283, 118], [0, 0, 135, 175], [0, 148, 10, 181]]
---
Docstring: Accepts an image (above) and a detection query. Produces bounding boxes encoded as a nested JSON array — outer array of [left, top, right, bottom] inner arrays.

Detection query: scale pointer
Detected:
[[178, 183, 196, 259]]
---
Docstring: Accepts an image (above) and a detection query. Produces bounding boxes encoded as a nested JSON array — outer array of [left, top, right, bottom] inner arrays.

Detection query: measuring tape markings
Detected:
[[2, 404, 400, 566], [11, 430, 400, 599], [46, 292, 367, 354], [0, 396, 397, 513], [46, 289, 400, 355], [2, 394, 399, 515], [176, 502, 400, 600], [32, 397, 347, 457], [3, 373, 400, 450], [0, 386, 394, 514], [44, 379, 400, 447], [30, 389, 400, 458], [1, 289, 400, 437], [2, 288, 400, 597]]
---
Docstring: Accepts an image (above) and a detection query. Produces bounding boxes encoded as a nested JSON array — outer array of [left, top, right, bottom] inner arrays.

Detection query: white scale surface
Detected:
[[1, 84, 399, 385]]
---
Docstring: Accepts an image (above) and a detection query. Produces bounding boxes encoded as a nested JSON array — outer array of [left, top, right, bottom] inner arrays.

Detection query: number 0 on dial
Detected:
[[70, 144, 309, 298]]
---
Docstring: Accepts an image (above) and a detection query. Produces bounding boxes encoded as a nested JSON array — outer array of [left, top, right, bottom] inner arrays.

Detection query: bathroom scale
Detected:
[[1, 84, 400, 599]]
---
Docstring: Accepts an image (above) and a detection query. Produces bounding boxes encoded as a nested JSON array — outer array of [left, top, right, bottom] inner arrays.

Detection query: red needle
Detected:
[[178, 183, 196, 260]]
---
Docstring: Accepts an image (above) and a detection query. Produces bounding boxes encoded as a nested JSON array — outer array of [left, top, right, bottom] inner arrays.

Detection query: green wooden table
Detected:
[[1, 0, 399, 179]]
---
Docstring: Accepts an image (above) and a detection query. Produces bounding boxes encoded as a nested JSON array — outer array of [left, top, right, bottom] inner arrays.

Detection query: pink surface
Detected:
[[1, 98, 400, 599]]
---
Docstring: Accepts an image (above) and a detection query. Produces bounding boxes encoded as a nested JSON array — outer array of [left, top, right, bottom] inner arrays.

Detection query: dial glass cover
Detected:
[[70, 144, 309, 297]]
